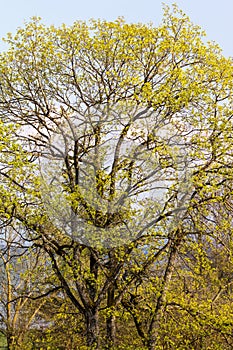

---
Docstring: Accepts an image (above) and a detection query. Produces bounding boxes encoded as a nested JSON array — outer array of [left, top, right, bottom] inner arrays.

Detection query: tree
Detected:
[[0, 225, 57, 350], [0, 4, 233, 349]]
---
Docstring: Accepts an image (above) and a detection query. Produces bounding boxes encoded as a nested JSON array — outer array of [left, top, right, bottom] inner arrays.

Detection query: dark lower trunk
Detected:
[[85, 308, 99, 349], [106, 286, 116, 348], [106, 314, 116, 348], [147, 229, 183, 349]]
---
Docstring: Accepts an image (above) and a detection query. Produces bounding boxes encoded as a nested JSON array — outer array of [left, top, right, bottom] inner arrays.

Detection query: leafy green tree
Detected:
[[0, 4, 233, 349]]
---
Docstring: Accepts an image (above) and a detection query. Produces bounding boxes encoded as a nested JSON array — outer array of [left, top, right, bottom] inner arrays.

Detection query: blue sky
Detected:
[[0, 0, 232, 56]]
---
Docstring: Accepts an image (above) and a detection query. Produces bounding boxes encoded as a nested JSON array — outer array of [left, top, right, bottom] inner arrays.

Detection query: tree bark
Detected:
[[85, 308, 100, 349], [147, 229, 183, 350], [106, 286, 116, 348]]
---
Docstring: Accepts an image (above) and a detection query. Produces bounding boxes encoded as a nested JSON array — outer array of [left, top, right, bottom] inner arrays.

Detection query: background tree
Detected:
[[0, 225, 58, 350]]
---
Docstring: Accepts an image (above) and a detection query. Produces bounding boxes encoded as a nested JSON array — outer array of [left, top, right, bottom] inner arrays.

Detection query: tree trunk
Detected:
[[105, 253, 117, 349], [147, 229, 183, 350], [85, 308, 100, 349], [106, 314, 116, 348]]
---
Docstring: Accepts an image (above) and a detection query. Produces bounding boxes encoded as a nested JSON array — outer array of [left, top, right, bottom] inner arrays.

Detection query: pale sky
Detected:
[[0, 0, 232, 57]]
